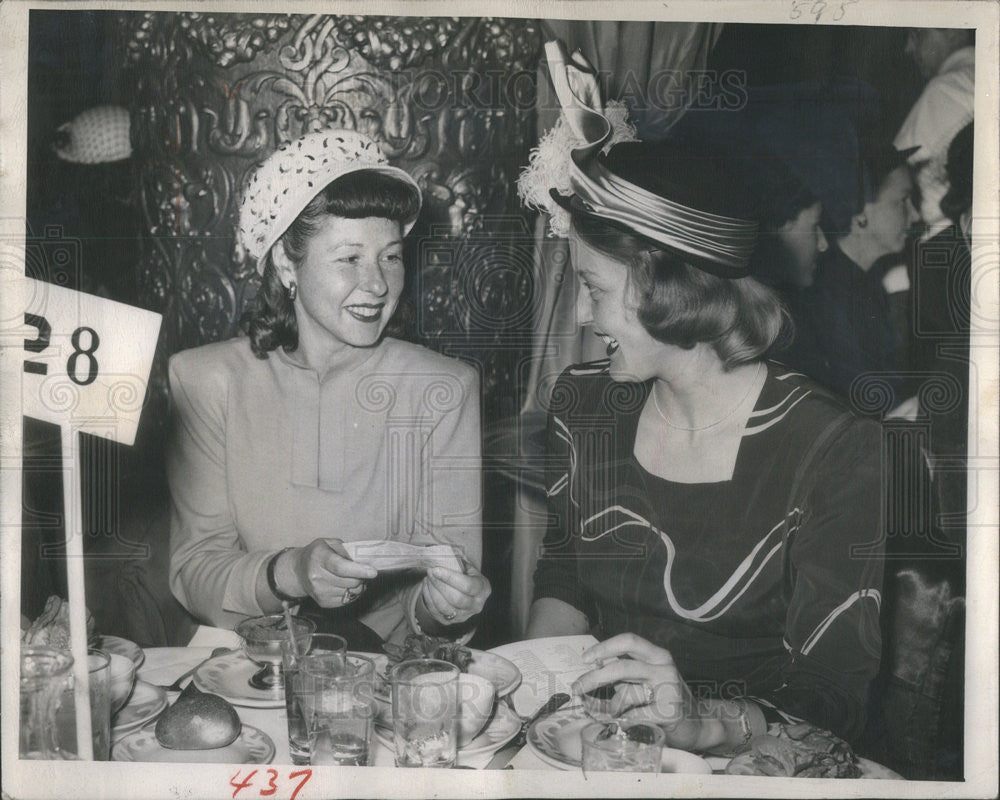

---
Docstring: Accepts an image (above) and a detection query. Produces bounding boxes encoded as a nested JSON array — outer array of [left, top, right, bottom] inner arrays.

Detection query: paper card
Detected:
[[489, 635, 599, 717], [342, 540, 464, 573], [20, 277, 161, 445]]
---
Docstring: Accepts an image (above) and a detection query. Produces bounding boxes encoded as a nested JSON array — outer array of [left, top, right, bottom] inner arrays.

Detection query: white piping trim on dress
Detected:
[[551, 416, 580, 508], [579, 505, 800, 622], [749, 386, 808, 418], [774, 370, 806, 381], [547, 473, 568, 497], [800, 588, 882, 656], [743, 390, 811, 436]]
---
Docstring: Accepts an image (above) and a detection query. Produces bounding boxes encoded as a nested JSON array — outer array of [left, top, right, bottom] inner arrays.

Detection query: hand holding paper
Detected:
[[420, 561, 491, 626], [342, 540, 464, 573], [285, 539, 378, 608]]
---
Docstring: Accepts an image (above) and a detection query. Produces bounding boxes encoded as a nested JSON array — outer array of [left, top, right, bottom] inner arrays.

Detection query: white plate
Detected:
[[193, 652, 285, 708], [374, 650, 520, 697], [527, 706, 711, 774], [112, 724, 275, 764], [100, 635, 145, 668], [468, 651, 521, 698], [375, 702, 521, 759], [112, 680, 168, 738]]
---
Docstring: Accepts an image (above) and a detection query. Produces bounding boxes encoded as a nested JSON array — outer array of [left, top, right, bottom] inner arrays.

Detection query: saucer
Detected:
[[375, 702, 521, 759], [112, 724, 275, 764], [112, 680, 168, 738], [527, 706, 711, 774], [193, 652, 285, 708]]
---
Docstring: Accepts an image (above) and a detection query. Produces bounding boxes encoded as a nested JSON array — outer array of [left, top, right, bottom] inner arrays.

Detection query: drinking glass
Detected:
[[282, 633, 347, 765], [20, 647, 74, 760], [581, 721, 665, 774], [236, 614, 316, 690], [54, 649, 112, 760], [390, 659, 459, 768], [303, 654, 376, 766]]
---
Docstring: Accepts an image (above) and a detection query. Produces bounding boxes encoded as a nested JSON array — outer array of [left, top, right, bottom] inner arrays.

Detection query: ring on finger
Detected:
[[342, 585, 364, 605], [443, 610, 457, 621]]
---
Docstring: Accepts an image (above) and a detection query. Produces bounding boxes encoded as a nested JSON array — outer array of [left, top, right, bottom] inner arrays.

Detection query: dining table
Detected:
[[116, 626, 902, 780], [126, 626, 564, 770]]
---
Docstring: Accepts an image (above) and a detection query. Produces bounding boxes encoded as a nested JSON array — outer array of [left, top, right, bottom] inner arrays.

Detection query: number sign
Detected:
[[21, 278, 161, 445]]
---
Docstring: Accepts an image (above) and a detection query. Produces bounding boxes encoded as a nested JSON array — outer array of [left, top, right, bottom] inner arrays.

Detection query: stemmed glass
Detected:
[[235, 614, 316, 690]]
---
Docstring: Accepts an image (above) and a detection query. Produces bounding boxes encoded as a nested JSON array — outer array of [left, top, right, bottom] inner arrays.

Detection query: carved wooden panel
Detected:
[[121, 12, 543, 423]]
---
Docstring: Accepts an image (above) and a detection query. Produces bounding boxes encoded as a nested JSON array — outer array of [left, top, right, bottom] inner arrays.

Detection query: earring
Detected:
[[857, 215, 868, 229], [287, 281, 297, 302]]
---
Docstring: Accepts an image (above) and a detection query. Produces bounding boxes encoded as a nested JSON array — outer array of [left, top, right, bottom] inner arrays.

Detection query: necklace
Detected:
[[650, 362, 764, 432]]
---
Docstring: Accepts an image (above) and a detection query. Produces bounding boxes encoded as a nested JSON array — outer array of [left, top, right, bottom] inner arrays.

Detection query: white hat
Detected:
[[237, 128, 421, 270]]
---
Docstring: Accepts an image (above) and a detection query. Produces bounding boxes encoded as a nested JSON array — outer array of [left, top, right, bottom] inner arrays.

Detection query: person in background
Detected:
[[167, 129, 490, 649], [807, 144, 921, 416], [894, 27, 974, 241], [910, 122, 973, 536], [749, 159, 830, 382]]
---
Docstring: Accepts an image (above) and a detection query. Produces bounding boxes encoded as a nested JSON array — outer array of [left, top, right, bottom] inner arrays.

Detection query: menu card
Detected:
[[488, 635, 599, 717]]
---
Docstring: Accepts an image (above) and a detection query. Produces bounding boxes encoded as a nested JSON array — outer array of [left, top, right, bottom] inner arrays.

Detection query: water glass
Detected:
[[390, 659, 459, 768], [20, 647, 75, 760], [54, 649, 112, 760], [282, 633, 347, 765], [303, 654, 376, 766], [581, 721, 665, 774]]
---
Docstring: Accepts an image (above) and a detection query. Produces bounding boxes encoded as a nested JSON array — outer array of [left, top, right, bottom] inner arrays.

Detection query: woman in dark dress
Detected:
[[807, 144, 921, 412], [520, 44, 884, 753]]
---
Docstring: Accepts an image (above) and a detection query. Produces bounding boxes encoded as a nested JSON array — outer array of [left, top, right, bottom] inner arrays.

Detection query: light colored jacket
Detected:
[[167, 336, 482, 643]]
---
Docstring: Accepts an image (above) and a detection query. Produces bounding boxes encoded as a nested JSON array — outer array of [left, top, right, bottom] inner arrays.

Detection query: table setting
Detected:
[[118, 624, 547, 769], [50, 623, 897, 780]]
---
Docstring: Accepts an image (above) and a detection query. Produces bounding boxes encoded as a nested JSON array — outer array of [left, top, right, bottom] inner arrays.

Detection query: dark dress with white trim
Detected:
[[532, 360, 884, 743]]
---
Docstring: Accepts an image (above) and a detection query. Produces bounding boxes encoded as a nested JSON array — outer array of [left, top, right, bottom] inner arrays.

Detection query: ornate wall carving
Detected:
[[122, 12, 543, 423]]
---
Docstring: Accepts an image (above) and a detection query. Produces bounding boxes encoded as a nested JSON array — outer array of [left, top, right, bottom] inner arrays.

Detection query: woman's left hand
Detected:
[[571, 633, 702, 749], [419, 563, 491, 626]]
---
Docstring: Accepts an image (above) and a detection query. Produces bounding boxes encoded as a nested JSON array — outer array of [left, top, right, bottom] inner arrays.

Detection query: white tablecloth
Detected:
[[134, 627, 550, 770]]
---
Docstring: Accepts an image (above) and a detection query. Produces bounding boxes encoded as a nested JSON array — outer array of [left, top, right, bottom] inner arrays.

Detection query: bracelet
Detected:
[[732, 699, 754, 751], [729, 698, 767, 753], [266, 548, 307, 604]]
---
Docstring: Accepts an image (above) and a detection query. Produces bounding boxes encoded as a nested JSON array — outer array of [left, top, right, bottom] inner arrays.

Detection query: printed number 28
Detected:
[[23, 313, 100, 385]]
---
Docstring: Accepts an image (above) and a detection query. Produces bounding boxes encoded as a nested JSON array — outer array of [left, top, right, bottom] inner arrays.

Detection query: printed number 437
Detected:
[[230, 769, 311, 800]]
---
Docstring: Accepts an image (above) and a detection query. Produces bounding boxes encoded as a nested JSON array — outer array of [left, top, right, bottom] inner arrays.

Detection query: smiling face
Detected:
[[570, 231, 666, 382], [864, 166, 919, 258], [279, 215, 404, 356], [776, 202, 828, 287]]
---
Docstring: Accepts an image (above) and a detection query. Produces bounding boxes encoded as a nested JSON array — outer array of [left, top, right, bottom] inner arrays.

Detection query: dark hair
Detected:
[[940, 123, 973, 225], [241, 170, 421, 357], [573, 212, 787, 370], [860, 146, 914, 206], [753, 159, 819, 232], [748, 159, 821, 286]]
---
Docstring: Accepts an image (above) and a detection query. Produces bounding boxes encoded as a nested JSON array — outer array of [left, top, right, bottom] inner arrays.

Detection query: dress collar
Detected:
[[273, 339, 383, 380]]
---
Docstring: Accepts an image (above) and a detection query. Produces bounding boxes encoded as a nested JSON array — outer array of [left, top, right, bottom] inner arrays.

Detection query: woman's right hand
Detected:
[[282, 539, 378, 608], [571, 634, 702, 750]]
